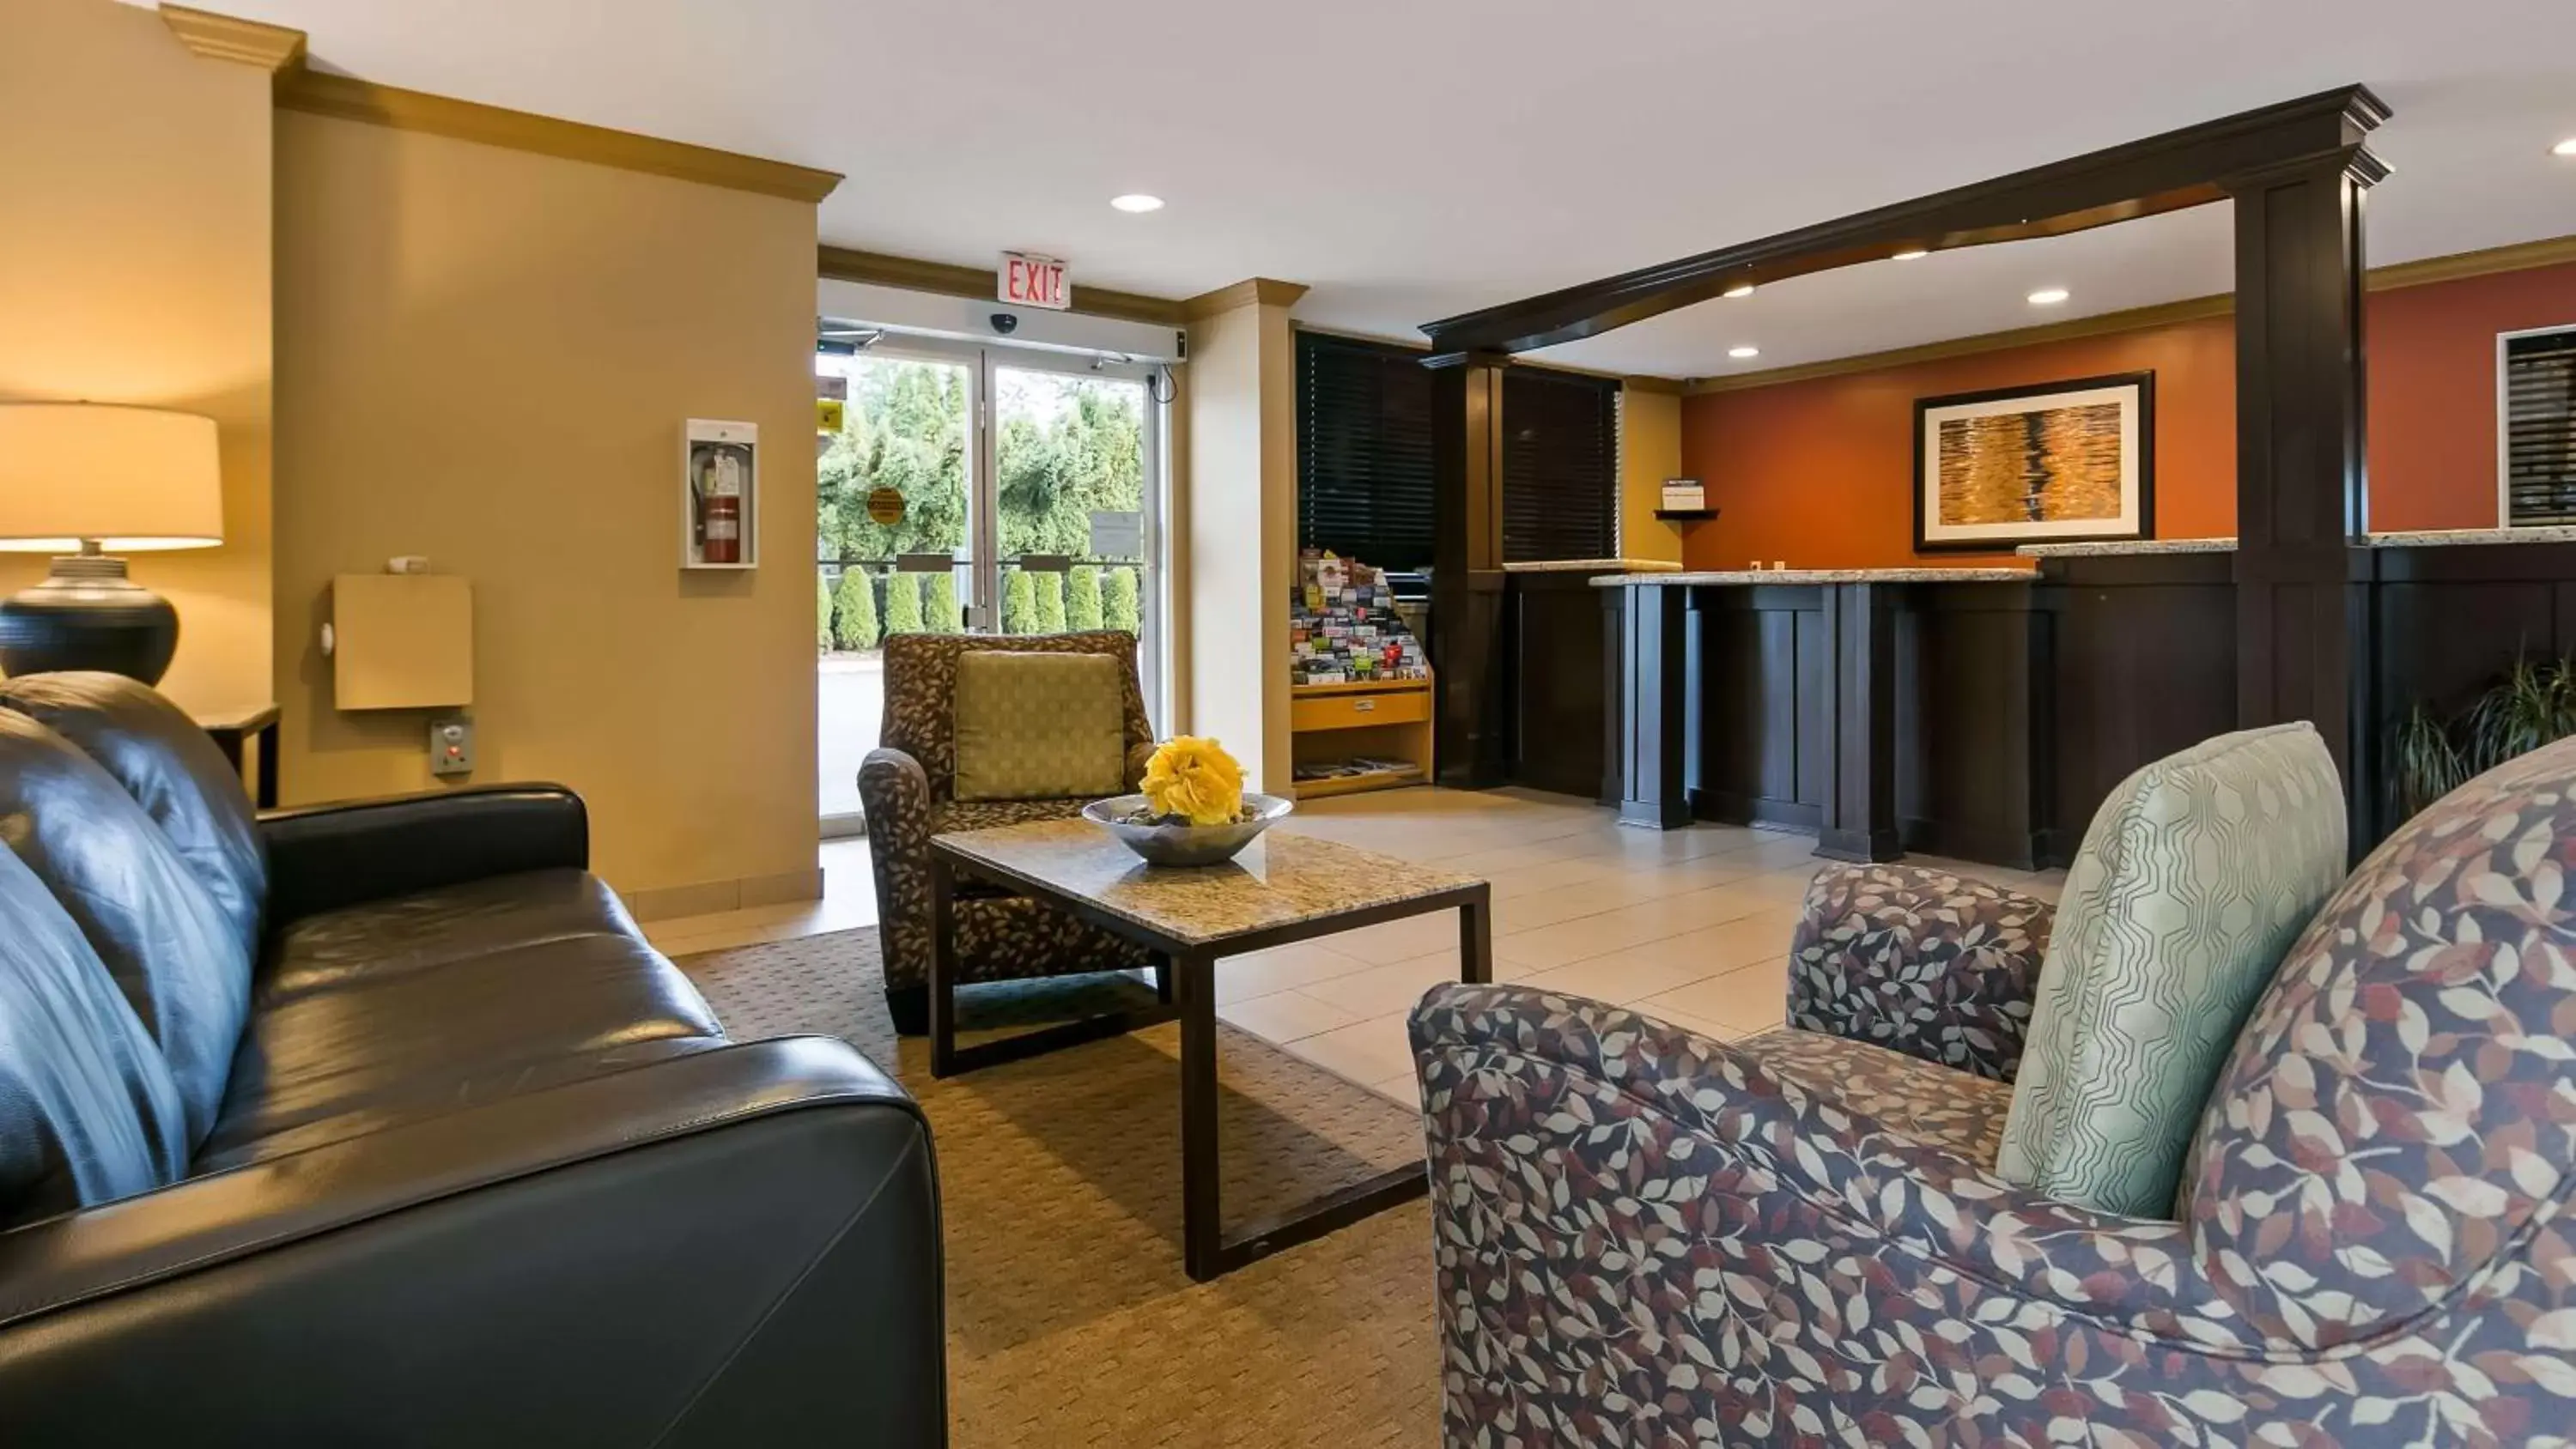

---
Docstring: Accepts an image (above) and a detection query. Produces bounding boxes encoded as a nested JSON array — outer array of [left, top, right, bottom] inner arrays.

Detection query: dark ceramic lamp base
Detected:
[[0, 552, 179, 684]]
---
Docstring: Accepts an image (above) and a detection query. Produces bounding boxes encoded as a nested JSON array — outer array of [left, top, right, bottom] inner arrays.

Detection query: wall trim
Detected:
[[276, 69, 843, 203], [624, 866, 824, 923], [2370, 233, 2576, 292], [1622, 374, 1689, 396], [1686, 232, 2576, 396], [1183, 278, 1310, 319], [817, 245, 1185, 326], [160, 3, 306, 72]]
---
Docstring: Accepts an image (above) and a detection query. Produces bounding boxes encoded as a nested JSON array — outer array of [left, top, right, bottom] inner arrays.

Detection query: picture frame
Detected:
[[682, 418, 759, 570], [1912, 372, 2154, 551]]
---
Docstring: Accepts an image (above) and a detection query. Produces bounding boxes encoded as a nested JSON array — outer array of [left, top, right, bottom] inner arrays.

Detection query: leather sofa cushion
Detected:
[[0, 674, 265, 963], [0, 711, 251, 1147], [204, 930, 723, 1160], [0, 846, 189, 1221], [258, 869, 640, 1000]]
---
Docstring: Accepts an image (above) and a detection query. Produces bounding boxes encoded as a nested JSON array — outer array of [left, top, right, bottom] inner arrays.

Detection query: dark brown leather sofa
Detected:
[[0, 673, 945, 1446]]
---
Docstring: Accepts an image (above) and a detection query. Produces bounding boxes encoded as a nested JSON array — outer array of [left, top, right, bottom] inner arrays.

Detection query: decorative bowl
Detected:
[[1082, 792, 1295, 867]]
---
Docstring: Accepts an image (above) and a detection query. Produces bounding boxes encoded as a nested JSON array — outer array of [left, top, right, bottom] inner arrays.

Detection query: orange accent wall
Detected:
[[1677, 261, 2576, 569], [2368, 262, 2576, 532]]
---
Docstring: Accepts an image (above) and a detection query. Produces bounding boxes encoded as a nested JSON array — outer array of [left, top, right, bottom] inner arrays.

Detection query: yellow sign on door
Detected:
[[816, 397, 847, 433]]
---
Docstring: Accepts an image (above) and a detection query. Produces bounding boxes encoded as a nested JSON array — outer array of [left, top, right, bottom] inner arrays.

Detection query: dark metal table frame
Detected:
[[926, 842, 1492, 1282]]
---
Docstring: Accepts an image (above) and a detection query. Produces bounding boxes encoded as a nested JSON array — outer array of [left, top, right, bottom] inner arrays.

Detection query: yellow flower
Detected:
[[1141, 736, 1246, 826]]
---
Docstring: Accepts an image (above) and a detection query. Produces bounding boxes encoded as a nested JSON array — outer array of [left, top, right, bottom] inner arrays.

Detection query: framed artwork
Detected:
[[1913, 372, 2154, 550], [682, 418, 759, 569]]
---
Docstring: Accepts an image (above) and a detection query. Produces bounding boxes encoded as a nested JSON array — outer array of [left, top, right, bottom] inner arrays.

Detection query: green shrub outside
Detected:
[[1033, 572, 1066, 634], [1003, 570, 1036, 634], [1103, 567, 1139, 635], [922, 572, 961, 634], [884, 572, 924, 634], [831, 568, 879, 650]]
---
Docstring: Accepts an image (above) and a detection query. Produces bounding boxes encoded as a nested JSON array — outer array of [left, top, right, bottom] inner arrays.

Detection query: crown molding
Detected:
[[1620, 375, 1689, 396], [160, 4, 306, 73], [1182, 278, 1310, 319], [2367, 233, 2576, 292], [817, 246, 1186, 326], [277, 69, 842, 203]]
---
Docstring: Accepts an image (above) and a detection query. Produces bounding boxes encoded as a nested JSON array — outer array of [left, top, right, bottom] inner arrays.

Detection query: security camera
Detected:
[[990, 312, 1020, 336]]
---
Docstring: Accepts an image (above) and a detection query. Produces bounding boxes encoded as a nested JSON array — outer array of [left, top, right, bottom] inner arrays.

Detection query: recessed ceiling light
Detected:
[[1728, 345, 1760, 360], [1722, 282, 1756, 299], [1893, 248, 1929, 261], [2555, 137, 2576, 157], [2027, 288, 2071, 306], [1109, 193, 1164, 213]]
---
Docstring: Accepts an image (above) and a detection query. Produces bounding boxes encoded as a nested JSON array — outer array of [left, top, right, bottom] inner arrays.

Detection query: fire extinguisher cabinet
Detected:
[[682, 418, 759, 570]]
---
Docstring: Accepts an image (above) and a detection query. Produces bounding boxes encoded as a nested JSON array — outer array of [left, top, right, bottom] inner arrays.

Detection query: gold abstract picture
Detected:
[[1915, 374, 2152, 549]]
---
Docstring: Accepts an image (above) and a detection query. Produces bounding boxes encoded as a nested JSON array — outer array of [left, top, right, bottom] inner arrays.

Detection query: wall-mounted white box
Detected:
[[331, 573, 473, 710]]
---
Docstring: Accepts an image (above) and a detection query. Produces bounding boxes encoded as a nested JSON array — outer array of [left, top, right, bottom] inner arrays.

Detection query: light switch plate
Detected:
[[428, 714, 475, 777]]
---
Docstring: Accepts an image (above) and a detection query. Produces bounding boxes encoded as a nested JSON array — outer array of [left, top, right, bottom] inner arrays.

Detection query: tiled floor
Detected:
[[644, 790, 2065, 1108]]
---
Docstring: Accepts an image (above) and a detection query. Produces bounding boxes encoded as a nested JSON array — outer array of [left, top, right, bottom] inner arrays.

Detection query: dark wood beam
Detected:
[[1421, 85, 2388, 356]]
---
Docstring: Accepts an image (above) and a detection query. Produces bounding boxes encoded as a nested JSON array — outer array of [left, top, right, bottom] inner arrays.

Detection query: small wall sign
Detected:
[[999, 251, 1070, 311], [866, 487, 907, 526]]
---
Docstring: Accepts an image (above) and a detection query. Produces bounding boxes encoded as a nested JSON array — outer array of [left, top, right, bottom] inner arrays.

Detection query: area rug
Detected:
[[678, 928, 1442, 1448]]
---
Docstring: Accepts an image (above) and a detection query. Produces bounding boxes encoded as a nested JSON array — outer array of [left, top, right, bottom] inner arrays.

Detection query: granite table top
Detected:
[[1591, 567, 2039, 587], [2018, 537, 2238, 557], [931, 820, 1483, 949]]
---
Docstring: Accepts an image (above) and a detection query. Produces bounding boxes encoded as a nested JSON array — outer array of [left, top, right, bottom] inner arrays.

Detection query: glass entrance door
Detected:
[[816, 338, 1163, 831]]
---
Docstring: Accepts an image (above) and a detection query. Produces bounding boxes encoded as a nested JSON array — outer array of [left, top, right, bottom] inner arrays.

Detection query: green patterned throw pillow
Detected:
[[1996, 722, 2345, 1216], [951, 651, 1128, 803]]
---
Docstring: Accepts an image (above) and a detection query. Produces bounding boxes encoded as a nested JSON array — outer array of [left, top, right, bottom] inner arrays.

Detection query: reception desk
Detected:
[[1593, 530, 2576, 869]]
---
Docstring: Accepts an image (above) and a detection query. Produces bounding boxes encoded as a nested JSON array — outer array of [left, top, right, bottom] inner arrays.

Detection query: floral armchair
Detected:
[[857, 629, 1157, 1033], [1410, 737, 2576, 1446]]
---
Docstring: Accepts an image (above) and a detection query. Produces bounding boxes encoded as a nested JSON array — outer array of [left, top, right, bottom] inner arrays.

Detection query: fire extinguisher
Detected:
[[698, 447, 744, 564]]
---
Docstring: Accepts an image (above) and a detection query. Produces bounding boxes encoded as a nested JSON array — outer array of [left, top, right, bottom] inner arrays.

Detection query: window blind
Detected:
[[2506, 327, 2576, 528], [1296, 332, 1435, 573], [1502, 369, 1620, 563]]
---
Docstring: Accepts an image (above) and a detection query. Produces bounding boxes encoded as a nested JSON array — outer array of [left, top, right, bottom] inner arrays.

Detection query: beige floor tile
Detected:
[[1367, 1072, 1423, 1108], [1512, 952, 1717, 1009], [1287, 1013, 1419, 1090], [1577, 908, 1800, 980], [1478, 856, 1627, 900], [1216, 989, 1364, 1044], [1211, 939, 1370, 1003], [1296, 952, 1474, 1019], [1728, 867, 1825, 906], [1635, 955, 1793, 1034], [1321, 909, 1470, 966], [1627, 1001, 1755, 1045]]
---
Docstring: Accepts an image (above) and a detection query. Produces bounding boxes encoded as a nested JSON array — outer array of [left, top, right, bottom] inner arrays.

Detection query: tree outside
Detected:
[[1066, 567, 1103, 631], [883, 573, 924, 634]]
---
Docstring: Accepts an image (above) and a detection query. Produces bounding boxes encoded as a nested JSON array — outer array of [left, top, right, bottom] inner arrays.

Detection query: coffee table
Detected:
[[927, 820, 1491, 1281]]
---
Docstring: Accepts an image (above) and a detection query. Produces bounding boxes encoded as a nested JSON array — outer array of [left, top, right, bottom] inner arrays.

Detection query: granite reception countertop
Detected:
[[1592, 567, 2039, 587], [2019, 537, 2238, 557], [1503, 558, 1685, 573], [2364, 526, 2576, 548]]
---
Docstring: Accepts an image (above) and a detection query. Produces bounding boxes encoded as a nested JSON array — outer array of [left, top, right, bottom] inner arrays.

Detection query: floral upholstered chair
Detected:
[[858, 629, 1158, 1033], [1410, 736, 2576, 1446]]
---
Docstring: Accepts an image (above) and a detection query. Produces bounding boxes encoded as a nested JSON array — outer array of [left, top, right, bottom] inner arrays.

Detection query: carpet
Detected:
[[678, 928, 1443, 1447]]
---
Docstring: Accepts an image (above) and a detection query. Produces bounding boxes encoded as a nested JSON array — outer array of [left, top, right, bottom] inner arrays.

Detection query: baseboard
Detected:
[[628, 866, 826, 923], [1899, 818, 2044, 871]]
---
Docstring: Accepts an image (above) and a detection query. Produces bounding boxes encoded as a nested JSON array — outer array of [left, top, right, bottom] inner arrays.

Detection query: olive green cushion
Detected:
[[951, 651, 1127, 803], [1996, 722, 2345, 1217]]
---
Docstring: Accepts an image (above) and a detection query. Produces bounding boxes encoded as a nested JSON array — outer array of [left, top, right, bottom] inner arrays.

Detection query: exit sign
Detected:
[[999, 252, 1070, 311]]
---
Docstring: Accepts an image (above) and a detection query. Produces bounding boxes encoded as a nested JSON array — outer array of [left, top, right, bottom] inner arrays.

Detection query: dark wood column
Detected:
[[1818, 582, 1902, 862], [2224, 139, 2385, 834], [1428, 351, 1510, 788], [1612, 581, 1692, 828]]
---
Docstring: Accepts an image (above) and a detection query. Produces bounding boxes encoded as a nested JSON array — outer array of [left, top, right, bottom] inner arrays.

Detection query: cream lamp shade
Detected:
[[0, 403, 223, 552]]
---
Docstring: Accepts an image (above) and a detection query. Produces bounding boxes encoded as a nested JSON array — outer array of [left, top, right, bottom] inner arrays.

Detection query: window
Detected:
[[1502, 368, 1619, 562], [2504, 324, 2576, 528], [1296, 332, 1435, 573]]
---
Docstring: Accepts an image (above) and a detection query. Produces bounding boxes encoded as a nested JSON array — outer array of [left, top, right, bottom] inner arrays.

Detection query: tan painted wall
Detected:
[[1182, 297, 1296, 791], [0, 0, 273, 713], [1617, 387, 1685, 565], [273, 111, 822, 909]]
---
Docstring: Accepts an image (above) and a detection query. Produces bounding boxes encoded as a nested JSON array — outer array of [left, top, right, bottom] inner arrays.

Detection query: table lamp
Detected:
[[0, 403, 222, 684]]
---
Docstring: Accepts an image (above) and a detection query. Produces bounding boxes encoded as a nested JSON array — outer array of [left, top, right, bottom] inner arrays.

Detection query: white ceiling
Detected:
[[165, 0, 2576, 376]]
